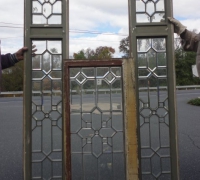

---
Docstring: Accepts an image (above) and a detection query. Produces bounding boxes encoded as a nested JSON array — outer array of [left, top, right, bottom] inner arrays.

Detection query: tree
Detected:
[[1, 61, 24, 91], [73, 46, 115, 60], [119, 36, 129, 58], [175, 47, 200, 85]]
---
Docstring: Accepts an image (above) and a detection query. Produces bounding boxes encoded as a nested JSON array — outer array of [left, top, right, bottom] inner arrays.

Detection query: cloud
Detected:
[[0, 0, 200, 57]]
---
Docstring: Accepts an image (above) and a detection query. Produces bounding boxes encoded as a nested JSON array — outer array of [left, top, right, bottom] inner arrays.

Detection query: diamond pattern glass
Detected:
[[31, 40, 62, 179], [137, 38, 171, 179], [70, 66, 126, 180], [136, 0, 165, 23]]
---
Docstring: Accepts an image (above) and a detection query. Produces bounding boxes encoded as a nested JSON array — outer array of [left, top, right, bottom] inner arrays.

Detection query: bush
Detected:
[[188, 98, 200, 106]]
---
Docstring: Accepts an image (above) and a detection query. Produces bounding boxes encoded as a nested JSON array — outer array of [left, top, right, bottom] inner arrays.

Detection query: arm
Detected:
[[168, 17, 200, 52], [1, 53, 19, 69], [180, 30, 200, 52], [1, 47, 28, 70]]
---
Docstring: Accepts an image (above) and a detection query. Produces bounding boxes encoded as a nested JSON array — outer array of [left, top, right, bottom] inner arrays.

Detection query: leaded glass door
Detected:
[[24, 0, 68, 179], [129, 0, 179, 179], [64, 59, 139, 180]]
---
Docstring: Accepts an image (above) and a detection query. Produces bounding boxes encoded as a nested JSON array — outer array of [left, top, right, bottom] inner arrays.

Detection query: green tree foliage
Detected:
[[119, 36, 129, 58], [73, 46, 115, 60], [175, 47, 200, 85], [1, 61, 24, 91]]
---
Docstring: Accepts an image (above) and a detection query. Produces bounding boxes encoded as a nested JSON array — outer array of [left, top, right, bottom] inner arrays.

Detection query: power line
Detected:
[[0, 24, 128, 36], [0, 22, 23, 25]]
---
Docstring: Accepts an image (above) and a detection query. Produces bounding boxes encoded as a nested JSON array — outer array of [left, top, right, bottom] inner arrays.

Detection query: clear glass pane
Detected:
[[137, 38, 171, 177], [136, 14, 150, 23], [156, 0, 165, 11], [136, 1, 145, 12], [33, 1, 42, 13], [32, 15, 47, 24], [146, 1, 155, 16], [48, 15, 62, 24], [31, 40, 62, 179], [70, 66, 125, 179], [53, 1, 62, 13], [32, 0, 62, 24]]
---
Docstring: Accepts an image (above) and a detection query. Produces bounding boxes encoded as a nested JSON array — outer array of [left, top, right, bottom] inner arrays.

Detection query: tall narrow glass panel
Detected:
[[70, 66, 126, 180], [32, 40, 63, 179], [137, 38, 171, 179]]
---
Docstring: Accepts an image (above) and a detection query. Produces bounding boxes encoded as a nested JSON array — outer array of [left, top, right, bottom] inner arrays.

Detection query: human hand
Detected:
[[15, 45, 37, 61], [15, 47, 28, 61], [32, 44, 37, 57], [168, 17, 187, 35]]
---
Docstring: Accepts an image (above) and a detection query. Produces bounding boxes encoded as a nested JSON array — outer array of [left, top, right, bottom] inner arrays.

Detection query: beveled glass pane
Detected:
[[42, 52, 51, 74], [70, 65, 125, 179], [53, 126, 62, 150], [70, 113, 81, 133], [32, 127, 42, 151], [32, 162, 42, 178], [136, 1, 145, 12], [92, 109, 101, 131], [113, 153, 126, 180], [42, 118, 52, 155], [113, 132, 124, 152], [32, 81, 42, 92], [152, 13, 165, 22], [33, 1, 42, 13], [140, 123, 150, 147], [32, 55, 42, 70], [138, 53, 147, 68], [49, 71, 61, 79], [137, 39, 151, 52], [83, 155, 98, 179], [136, 14, 150, 23], [152, 38, 166, 51], [98, 154, 112, 179], [92, 136, 102, 157], [112, 112, 123, 131], [53, 1, 62, 13], [146, 1, 155, 16], [32, 15, 47, 24], [52, 55, 62, 70], [52, 161, 62, 177], [97, 67, 109, 77], [157, 52, 166, 67], [50, 16, 62, 24], [43, 3, 52, 18], [82, 68, 95, 78], [71, 154, 82, 179], [156, 0, 165, 11], [151, 154, 161, 178], [48, 40, 62, 53], [42, 158, 51, 179], [82, 80, 95, 112]]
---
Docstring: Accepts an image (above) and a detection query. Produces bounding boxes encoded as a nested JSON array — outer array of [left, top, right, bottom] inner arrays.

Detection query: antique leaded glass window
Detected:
[[65, 61, 126, 180], [32, 0, 62, 24], [136, 0, 165, 23], [137, 38, 171, 179], [31, 40, 63, 179]]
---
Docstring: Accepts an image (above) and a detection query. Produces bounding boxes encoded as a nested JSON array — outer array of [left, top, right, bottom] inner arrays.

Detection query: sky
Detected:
[[0, 0, 200, 57]]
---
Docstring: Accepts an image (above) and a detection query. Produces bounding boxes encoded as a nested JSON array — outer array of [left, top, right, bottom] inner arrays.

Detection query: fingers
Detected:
[[32, 44, 37, 57]]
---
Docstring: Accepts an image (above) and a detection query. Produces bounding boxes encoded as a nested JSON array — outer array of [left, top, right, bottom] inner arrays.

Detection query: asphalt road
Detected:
[[1, 89, 200, 180]]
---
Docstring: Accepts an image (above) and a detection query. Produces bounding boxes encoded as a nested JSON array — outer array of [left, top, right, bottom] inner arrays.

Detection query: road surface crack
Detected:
[[181, 132, 200, 150]]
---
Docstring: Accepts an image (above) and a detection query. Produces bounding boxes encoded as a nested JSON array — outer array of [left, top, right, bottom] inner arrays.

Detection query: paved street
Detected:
[[0, 89, 200, 179]]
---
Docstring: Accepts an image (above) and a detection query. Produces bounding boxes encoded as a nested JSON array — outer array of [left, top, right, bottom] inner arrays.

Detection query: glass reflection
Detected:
[[136, 0, 165, 23], [31, 40, 62, 179], [32, 0, 62, 24], [137, 37, 171, 177], [70, 66, 125, 179]]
